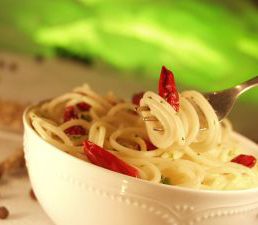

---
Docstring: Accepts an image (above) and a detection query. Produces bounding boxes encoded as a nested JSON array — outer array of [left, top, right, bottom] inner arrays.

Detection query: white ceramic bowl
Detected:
[[23, 106, 258, 225]]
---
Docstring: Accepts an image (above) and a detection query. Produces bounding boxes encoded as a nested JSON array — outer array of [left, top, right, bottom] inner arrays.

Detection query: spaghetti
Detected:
[[28, 69, 258, 190]]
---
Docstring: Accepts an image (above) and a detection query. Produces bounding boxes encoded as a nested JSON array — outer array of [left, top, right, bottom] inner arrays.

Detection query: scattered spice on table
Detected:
[[0, 59, 4, 68], [0, 148, 25, 180], [9, 62, 18, 72], [0, 98, 28, 133], [34, 55, 45, 63]]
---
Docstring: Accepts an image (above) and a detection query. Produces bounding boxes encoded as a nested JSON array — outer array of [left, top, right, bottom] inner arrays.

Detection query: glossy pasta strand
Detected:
[[28, 84, 258, 190]]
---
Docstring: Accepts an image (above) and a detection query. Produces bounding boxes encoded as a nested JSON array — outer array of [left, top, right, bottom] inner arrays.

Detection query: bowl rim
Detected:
[[23, 103, 258, 196]]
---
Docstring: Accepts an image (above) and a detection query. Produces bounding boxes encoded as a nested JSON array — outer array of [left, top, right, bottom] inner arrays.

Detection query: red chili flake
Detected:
[[132, 92, 145, 105], [76, 102, 91, 111], [158, 66, 179, 112], [231, 154, 257, 168], [83, 141, 139, 178], [63, 106, 78, 122], [144, 139, 156, 150], [65, 126, 86, 136]]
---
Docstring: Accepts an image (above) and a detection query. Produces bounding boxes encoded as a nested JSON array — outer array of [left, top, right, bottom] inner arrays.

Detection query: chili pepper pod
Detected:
[[83, 141, 139, 178], [231, 154, 257, 168], [159, 66, 180, 112]]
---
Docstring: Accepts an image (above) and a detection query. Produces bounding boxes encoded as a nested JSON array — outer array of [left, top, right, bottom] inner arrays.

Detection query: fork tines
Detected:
[[153, 127, 164, 131], [143, 116, 163, 131], [135, 106, 149, 112], [143, 116, 158, 121], [135, 106, 163, 131]]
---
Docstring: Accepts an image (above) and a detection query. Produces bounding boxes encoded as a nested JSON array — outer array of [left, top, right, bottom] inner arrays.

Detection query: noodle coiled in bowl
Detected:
[[23, 81, 258, 225]]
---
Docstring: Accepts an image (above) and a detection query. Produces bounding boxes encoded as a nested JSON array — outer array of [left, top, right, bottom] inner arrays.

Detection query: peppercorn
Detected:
[[0, 206, 9, 219], [9, 62, 18, 71], [0, 59, 4, 68], [34, 55, 45, 63]]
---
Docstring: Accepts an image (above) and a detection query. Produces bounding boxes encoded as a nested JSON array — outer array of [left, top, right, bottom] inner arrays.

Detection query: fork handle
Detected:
[[235, 76, 258, 96]]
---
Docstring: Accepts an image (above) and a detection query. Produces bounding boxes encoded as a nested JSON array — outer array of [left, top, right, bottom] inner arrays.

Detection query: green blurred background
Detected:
[[0, 0, 258, 101]]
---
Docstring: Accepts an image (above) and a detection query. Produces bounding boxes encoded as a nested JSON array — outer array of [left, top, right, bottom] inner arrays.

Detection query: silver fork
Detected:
[[137, 76, 258, 131]]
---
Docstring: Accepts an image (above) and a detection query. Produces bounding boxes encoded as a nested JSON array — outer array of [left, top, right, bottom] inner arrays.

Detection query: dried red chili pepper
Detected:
[[132, 92, 145, 105], [158, 66, 179, 112], [63, 106, 78, 122], [83, 141, 139, 178], [76, 102, 91, 111], [144, 139, 156, 150], [65, 126, 87, 136], [231, 154, 256, 168]]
